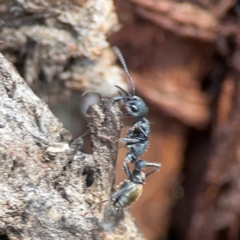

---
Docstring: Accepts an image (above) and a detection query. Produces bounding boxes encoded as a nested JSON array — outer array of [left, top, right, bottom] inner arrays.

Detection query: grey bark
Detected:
[[0, 53, 143, 239], [0, 0, 125, 105]]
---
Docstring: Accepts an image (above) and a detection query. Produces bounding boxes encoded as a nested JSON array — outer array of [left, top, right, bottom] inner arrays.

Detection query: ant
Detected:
[[110, 47, 162, 208], [83, 47, 161, 212], [111, 160, 161, 208]]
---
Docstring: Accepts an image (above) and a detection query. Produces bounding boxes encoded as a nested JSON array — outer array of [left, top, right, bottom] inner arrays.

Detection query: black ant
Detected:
[[83, 47, 161, 210], [110, 47, 161, 209]]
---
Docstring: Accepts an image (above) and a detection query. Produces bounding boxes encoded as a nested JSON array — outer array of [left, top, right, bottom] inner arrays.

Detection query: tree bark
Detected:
[[0, 53, 143, 239]]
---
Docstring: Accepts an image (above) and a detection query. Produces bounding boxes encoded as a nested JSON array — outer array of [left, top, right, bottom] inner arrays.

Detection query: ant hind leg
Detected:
[[145, 162, 162, 177]]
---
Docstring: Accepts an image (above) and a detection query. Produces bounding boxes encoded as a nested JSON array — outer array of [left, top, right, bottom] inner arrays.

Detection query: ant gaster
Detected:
[[111, 161, 161, 209]]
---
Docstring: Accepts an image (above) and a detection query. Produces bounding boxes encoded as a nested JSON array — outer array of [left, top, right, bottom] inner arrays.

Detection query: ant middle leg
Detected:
[[123, 161, 132, 179], [125, 140, 149, 159]]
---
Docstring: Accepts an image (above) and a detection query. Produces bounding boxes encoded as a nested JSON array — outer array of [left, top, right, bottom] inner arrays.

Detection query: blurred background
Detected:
[[1, 0, 240, 239]]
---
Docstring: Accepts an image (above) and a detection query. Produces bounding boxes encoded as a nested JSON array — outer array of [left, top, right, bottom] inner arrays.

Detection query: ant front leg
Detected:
[[119, 138, 142, 144], [113, 86, 126, 103]]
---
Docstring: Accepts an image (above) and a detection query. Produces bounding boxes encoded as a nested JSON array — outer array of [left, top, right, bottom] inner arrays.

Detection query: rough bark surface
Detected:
[[0, 53, 143, 240], [0, 0, 126, 104]]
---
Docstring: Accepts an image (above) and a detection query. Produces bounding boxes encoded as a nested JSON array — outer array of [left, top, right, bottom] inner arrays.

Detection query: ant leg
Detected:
[[125, 152, 138, 164], [79, 130, 90, 138], [145, 162, 162, 177], [120, 137, 148, 145], [111, 180, 132, 200], [119, 138, 141, 144], [125, 121, 149, 141], [138, 125, 149, 139], [119, 129, 148, 144], [123, 161, 132, 179], [70, 130, 90, 150], [113, 90, 124, 102], [114, 95, 125, 102], [114, 85, 129, 96], [134, 160, 161, 175]]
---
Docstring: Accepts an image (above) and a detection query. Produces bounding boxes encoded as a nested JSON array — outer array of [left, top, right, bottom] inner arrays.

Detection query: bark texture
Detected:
[[0, 0, 126, 104], [0, 53, 143, 240]]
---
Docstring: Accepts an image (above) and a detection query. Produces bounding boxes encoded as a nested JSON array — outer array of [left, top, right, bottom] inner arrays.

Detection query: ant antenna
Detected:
[[112, 46, 135, 95]]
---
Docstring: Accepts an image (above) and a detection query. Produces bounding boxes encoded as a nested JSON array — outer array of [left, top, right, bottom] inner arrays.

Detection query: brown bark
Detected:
[[0, 0, 125, 105], [108, 0, 240, 239]]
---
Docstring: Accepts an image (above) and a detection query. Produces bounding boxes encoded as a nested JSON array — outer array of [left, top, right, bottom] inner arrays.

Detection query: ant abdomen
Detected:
[[112, 180, 143, 208]]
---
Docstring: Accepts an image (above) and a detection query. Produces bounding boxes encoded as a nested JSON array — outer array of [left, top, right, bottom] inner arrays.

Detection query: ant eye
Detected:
[[131, 105, 138, 113]]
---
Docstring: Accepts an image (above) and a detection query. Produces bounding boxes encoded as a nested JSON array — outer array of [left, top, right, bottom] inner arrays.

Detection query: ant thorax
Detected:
[[127, 118, 150, 139], [125, 140, 148, 158], [120, 118, 150, 158]]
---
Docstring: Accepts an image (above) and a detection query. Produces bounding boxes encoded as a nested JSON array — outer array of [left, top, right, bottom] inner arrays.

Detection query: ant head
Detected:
[[115, 85, 148, 118], [132, 170, 145, 184], [125, 95, 148, 118]]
